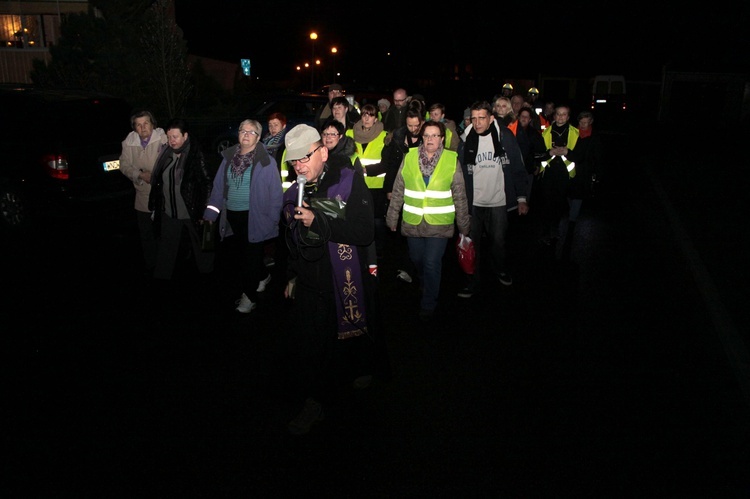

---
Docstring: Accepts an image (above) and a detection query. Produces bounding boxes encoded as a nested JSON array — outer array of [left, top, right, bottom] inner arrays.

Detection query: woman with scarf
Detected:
[[347, 103, 389, 258], [261, 112, 288, 164], [386, 120, 471, 322], [149, 118, 214, 281], [203, 119, 283, 313]]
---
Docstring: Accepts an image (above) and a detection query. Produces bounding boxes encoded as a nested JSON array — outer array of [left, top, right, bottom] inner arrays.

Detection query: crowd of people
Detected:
[[118, 82, 603, 435]]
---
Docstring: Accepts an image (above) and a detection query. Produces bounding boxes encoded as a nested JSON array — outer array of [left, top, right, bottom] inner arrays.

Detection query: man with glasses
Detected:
[[457, 101, 530, 298], [382, 88, 409, 132], [280, 124, 386, 435]]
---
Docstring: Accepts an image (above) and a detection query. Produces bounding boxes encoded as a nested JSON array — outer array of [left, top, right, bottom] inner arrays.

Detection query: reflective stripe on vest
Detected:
[[361, 158, 385, 188], [401, 149, 457, 226], [349, 130, 387, 189], [541, 126, 579, 178], [280, 148, 292, 191]]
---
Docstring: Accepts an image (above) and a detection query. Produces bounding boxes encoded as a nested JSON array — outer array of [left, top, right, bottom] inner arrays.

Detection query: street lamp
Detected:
[[331, 47, 338, 83], [309, 32, 318, 91]]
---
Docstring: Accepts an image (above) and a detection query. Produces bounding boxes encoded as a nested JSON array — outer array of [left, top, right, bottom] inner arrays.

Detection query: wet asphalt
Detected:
[[4, 118, 749, 497]]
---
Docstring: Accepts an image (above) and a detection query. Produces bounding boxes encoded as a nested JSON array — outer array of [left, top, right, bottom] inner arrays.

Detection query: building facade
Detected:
[[0, 0, 94, 83]]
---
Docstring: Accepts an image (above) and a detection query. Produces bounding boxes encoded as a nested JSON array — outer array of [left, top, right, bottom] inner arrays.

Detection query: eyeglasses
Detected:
[[322, 132, 340, 137], [394, 98, 407, 103], [422, 134, 442, 140], [291, 144, 322, 164], [361, 113, 375, 117], [239, 129, 259, 136]]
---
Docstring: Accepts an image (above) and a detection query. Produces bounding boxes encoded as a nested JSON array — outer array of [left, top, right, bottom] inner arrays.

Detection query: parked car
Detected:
[[0, 85, 133, 231], [209, 93, 329, 157]]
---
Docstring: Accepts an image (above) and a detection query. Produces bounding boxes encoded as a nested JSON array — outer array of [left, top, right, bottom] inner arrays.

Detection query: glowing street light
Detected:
[[309, 32, 318, 91], [331, 47, 338, 83]]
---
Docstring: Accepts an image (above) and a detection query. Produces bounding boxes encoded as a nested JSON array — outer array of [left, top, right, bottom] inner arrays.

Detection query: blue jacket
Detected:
[[203, 142, 283, 243]]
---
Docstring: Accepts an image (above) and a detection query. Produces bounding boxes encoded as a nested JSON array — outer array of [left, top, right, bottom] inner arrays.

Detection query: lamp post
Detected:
[[309, 32, 318, 91], [331, 46, 338, 83]]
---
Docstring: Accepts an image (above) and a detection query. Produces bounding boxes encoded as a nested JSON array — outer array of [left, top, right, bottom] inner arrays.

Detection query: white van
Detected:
[[591, 75, 627, 112]]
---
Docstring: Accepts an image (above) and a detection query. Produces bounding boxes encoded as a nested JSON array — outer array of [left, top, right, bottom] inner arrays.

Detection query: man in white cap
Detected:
[[279, 124, 388, 435]]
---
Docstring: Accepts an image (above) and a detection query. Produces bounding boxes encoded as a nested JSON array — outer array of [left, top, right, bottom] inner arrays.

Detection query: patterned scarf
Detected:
[[263, 131, 283, 148], [418, 142, 443, 177], [231, 148, 255, 187]]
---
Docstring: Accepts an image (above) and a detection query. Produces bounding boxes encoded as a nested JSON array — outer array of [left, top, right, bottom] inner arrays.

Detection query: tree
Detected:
[[31, 0, 195, 119], [30, 12, 128, 93], [137, 0, 193, 118]]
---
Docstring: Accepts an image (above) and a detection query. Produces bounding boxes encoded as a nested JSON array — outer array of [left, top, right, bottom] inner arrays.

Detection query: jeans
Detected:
[[408, 236, 449, 311], [469, 205, 508, 288], [568, 197, 583, 222]]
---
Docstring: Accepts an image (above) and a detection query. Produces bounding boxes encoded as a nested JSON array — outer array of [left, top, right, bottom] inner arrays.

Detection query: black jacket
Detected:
[[149, 139, 212, 228], [381, 126, 421, 194], [567, 131, 603, 199]]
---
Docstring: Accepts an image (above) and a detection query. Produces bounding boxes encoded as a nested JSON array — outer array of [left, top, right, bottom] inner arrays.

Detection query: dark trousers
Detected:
[[468, 205, 509, 287], [154, 213, 214, 280], [283, 283, 376, 405], [226, 210, 267, 301], [136, 209, 157, 270]]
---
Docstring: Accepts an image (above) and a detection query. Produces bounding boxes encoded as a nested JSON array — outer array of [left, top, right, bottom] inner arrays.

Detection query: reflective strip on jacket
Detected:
[[401, 149, 457, 226]]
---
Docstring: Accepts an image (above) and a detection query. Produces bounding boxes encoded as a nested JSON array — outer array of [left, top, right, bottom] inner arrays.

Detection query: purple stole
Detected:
[[284, 168, 368, 340]]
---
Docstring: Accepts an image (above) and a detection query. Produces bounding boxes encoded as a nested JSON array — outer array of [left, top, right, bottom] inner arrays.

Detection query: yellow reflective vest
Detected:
[[541, 125, 579, 178], [346, 129, 387, 189], [402, 149, 458, 226], [279, 148, 293, 191]]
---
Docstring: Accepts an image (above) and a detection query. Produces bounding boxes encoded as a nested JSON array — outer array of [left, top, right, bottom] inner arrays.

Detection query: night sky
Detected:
[[175, 1, 747, 85]]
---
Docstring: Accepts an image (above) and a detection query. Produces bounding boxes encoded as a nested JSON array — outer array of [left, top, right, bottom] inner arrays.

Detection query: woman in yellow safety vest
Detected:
[[385, 120, 471, 322], [347, 103, 389, 257], [538, 104, 579, 246]]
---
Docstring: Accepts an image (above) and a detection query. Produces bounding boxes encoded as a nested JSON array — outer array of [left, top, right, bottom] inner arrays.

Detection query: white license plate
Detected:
[[103, 159, 120, 172]]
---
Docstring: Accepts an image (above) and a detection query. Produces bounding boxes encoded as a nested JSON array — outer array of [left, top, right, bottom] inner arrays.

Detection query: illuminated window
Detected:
[[1, 14, 60, 49]]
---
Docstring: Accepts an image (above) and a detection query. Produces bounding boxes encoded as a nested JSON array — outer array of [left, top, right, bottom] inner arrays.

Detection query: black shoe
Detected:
[[457, 287, 474, 298]]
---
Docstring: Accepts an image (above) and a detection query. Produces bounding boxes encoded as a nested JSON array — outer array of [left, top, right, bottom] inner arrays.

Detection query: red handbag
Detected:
[[456, 234, 475, 274]]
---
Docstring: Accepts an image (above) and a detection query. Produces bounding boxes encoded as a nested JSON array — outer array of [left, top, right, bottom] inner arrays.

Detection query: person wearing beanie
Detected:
[[377, 98, 390, 121]]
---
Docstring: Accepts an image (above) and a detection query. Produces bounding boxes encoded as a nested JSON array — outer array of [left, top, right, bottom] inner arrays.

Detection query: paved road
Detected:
[[5, 122, 749, 496]]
